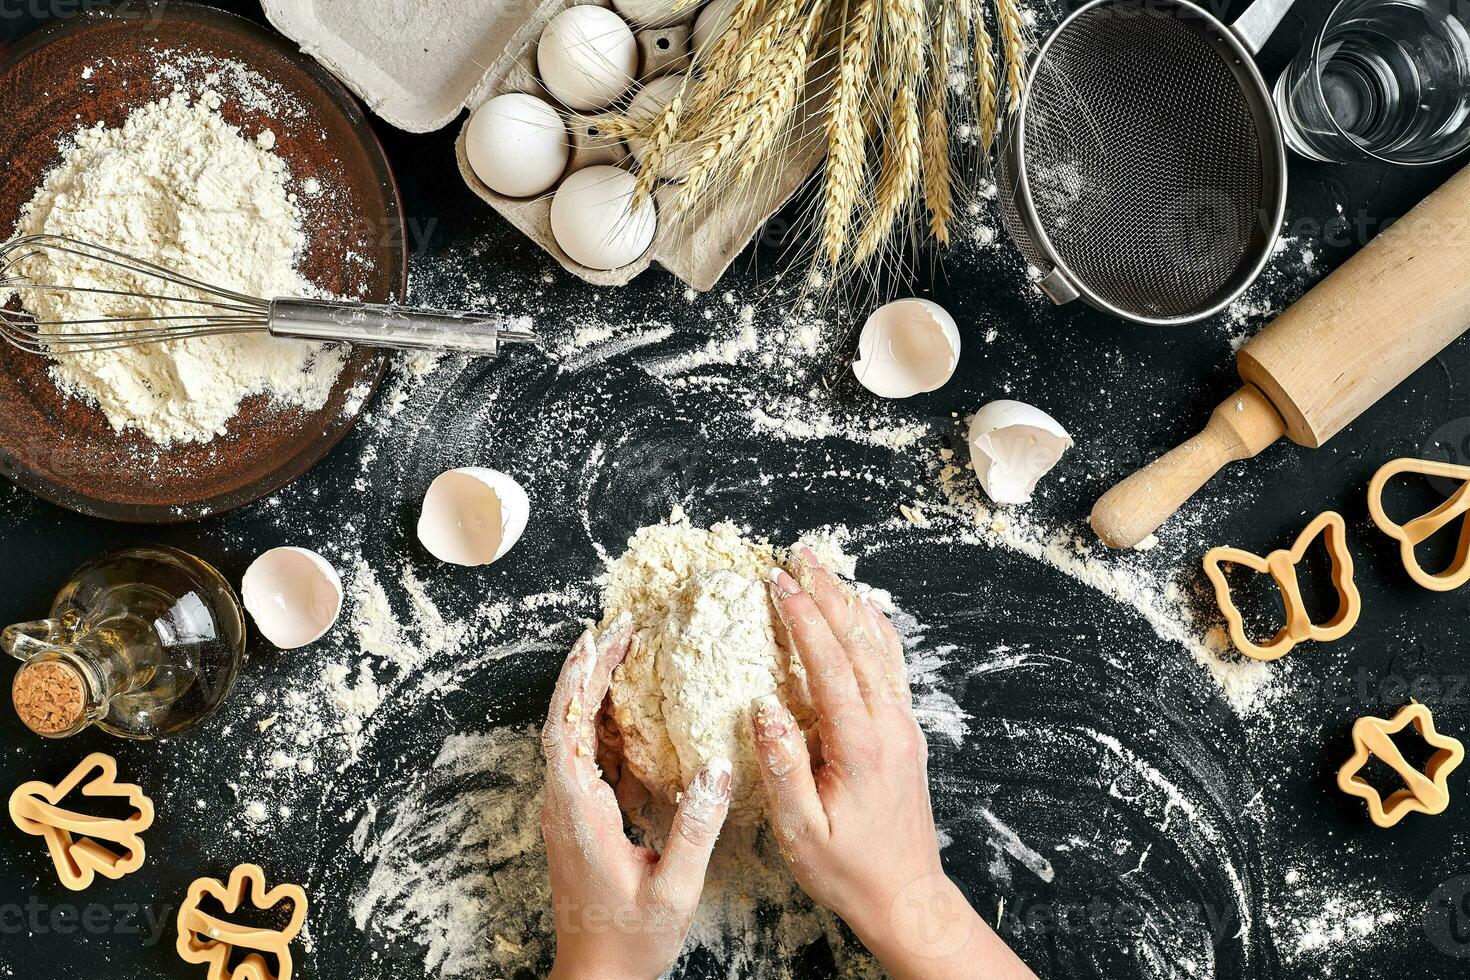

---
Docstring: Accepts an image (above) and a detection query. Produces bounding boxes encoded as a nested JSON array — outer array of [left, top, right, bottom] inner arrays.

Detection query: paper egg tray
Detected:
[[457, 0, 827, 290]]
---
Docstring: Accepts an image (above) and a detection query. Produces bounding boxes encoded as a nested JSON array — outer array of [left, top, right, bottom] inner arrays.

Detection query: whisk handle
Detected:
[[267, 298, 536, 354]]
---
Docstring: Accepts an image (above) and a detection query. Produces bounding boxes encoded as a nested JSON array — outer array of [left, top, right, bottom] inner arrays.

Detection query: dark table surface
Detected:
[[2, 1, 1469, 978]]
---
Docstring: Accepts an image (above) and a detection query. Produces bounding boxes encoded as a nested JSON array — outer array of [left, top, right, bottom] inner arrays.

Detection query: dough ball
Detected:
[[610, 569, 813, 824]]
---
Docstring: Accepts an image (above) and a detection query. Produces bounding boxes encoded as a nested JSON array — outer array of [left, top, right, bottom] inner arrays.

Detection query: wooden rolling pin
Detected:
[[1091, 162, 1470, 549]]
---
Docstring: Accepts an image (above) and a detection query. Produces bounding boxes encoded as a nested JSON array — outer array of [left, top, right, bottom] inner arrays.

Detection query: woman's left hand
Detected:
[[542, 617, 733, 980]]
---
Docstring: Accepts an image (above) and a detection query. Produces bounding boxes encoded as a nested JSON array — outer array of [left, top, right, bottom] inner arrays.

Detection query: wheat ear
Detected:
[[920, 2, 955, 244], [682, 0, 765, 121], [855, 84, 921, 263], [996, 0, 1025, 113], [676, 0, 805, 208], [850, 0, 924, 264], [578, 115, 644, 139], [632, 94, 685, 203], [735, 4, 822, 183], [684, 0, 800, 142], [973, 0, 999, 151], [819, 0, 877, 268]]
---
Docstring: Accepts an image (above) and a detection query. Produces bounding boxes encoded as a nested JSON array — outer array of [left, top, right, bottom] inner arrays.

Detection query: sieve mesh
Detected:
[[1006, 0, 1276, 321]]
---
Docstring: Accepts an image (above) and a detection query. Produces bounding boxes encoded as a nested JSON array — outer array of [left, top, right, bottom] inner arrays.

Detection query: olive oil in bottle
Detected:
[[6, 546, 246, 739]]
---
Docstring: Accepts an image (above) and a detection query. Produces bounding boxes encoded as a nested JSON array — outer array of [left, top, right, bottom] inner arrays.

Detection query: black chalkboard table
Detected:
[[2, 2, 1468, 978]]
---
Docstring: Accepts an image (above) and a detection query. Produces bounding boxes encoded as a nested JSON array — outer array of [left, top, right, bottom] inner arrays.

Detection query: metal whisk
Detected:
[[0, 234, 538, 356]]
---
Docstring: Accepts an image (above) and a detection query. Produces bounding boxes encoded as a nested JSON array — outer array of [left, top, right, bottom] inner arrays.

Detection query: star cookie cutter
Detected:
[[1368, 457, 1470, 592], [176, 864, 309, 980], [1338, 703, 1465, 827], [7, 752, 154, 891], [1202, 511, 1362, 661]]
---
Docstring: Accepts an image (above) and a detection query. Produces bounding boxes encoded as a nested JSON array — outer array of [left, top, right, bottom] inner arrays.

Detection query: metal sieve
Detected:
[[997, 0, 1295, 325]]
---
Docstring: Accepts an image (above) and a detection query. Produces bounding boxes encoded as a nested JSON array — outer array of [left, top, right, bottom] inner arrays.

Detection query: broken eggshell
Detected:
[[968, 400, 1073, 505], [241, 547, 344, 650], [852, 299, 960, 399], [417, 467, 530, 566]]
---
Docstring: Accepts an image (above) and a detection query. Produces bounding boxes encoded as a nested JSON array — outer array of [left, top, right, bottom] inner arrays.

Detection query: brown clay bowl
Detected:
[[0, 3, 405, 522]]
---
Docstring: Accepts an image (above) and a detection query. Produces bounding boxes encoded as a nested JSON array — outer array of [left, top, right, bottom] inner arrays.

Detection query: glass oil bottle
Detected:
[[5, 546, 246, 739]]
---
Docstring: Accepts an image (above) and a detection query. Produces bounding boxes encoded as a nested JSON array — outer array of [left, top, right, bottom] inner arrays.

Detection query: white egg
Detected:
[[852, 298, 961, 398], [612, 0, 685, 25], [693, 0, 740, 55], [537, 6, 639, 112], [241, 547, 344, 650], [550, 166, 658, 270], [418, 468, 530, 567], [967, 400, 1074, 505], [626, 75, 695, 179], [465, 93, 569, 198]]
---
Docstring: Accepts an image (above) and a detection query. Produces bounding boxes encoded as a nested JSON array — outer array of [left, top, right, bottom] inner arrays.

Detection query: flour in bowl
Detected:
[[10, 88, 345, 445]]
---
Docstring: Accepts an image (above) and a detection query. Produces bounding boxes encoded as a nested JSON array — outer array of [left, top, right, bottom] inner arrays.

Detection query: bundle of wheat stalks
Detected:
[[594, 0, 1028, 283]]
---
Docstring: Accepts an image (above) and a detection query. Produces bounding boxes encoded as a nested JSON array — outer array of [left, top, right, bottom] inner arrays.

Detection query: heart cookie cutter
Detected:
[[7, 752, 154, 891], [1202, 511, 1362, 661], [1338, 702, 1465, 828], [1368, 457, 1470, 592], [177, 864, 308, 980]]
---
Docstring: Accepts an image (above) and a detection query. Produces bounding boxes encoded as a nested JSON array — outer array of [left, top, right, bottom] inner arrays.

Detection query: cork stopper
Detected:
[[13, 660, 87, 736]]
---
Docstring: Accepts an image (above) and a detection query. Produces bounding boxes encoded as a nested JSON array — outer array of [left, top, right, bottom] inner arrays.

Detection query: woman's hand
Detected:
[[756, 547, 1037, 980], [542, 617, 732, 980]]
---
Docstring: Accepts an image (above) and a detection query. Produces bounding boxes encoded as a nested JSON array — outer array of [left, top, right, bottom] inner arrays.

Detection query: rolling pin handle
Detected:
[[1090, 385, 1287, 549]]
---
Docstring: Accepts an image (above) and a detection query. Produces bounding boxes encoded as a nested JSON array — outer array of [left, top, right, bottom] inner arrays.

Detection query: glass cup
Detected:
[[1273, 0, 1470, 164]]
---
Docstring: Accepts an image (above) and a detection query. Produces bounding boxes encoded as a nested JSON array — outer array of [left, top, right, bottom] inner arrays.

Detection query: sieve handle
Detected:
[[1231, 0, 1295, 55]]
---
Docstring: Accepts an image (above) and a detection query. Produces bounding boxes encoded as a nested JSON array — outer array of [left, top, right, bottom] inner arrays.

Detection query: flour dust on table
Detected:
[[44, 164, 1416, 980]]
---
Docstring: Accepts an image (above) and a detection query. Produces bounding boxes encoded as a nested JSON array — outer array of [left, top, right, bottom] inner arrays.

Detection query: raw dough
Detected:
[[601, 509, 814, 824]]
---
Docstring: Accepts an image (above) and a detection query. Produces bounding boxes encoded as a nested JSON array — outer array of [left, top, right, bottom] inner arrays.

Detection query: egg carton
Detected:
[[262, 0, 826, 290]]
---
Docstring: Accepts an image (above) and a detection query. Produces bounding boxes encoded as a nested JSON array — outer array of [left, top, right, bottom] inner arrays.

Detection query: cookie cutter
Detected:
[[177, 864, 308, 980], [1368, 457, 1470, 592], [1202, 511, 1362, 661], [7, 752, 154, 891], [1338, 702, 1465, 827]]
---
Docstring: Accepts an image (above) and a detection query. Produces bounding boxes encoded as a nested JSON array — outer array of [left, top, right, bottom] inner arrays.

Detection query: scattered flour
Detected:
[[1268, 863, 1411, 969], [932, 445, 1284, 716]]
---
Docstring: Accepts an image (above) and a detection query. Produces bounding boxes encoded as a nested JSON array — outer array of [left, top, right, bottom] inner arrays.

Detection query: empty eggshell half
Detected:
[[852, 299, 960, 399], [418, 468, 530, 566], [241, 547, 344, 650], [968, 400, 1074, 505]]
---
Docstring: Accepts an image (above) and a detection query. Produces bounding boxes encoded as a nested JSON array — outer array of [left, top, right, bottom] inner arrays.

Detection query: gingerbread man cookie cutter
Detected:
[[177, 864, 308, 980], [1368, 457, 1470, 592], [1338, 703, 1465, 828], [7, 752, 154, 891], [1202, 511, 1362, 661]]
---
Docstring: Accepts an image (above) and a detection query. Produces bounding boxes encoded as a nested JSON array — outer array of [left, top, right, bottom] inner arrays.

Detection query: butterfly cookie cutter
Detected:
[[1338, 702, 1465, 828], [1202, 511, 1362, 661], [7, 752, 154, 891], [177, 864, 309, 980], [1368, 457, 1470, 592]]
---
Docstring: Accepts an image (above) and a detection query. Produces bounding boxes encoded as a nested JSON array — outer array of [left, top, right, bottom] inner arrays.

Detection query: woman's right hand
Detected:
[[755, 546, 1037, 980]]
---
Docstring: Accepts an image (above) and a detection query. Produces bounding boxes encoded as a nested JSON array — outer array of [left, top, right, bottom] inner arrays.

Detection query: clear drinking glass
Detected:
[[1273, 0, 1470, 164]]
